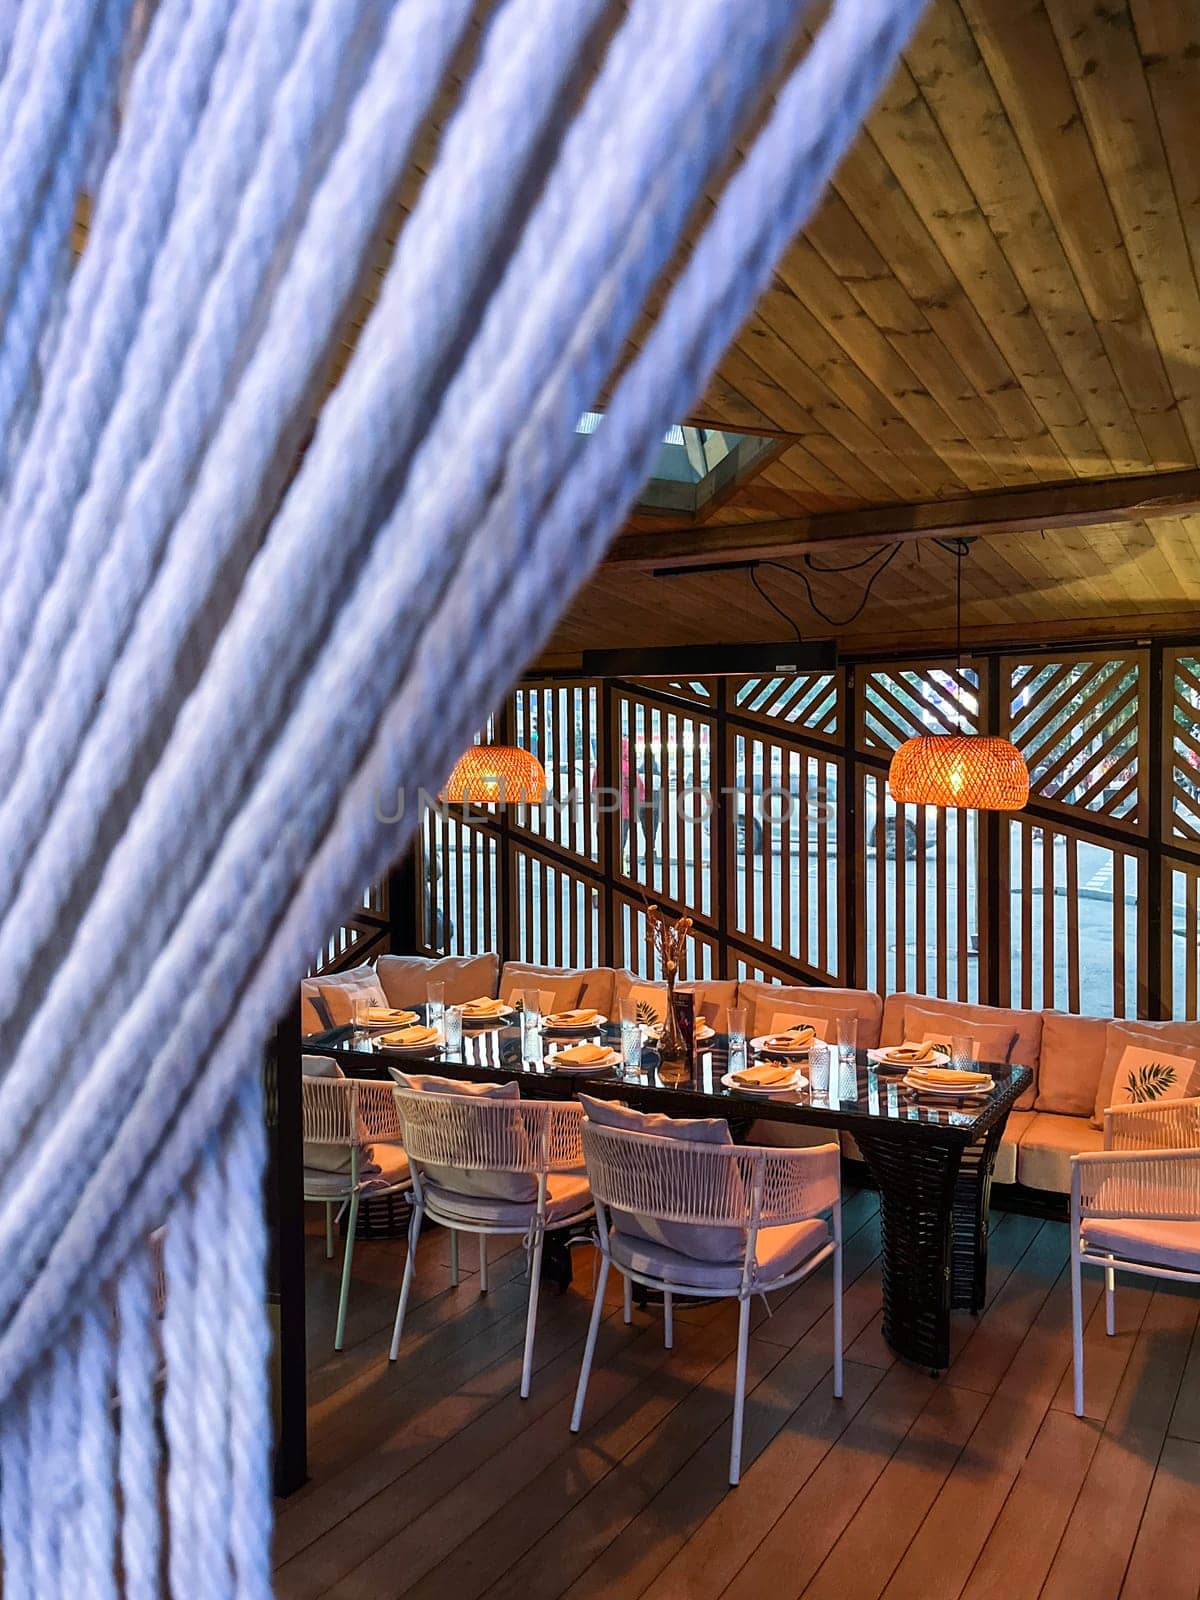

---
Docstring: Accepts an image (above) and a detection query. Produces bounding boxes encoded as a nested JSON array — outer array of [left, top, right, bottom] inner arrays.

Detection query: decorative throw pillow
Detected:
[[580, 1095, 745, 1263], [300, 980, 330, 1035], [1092, 1024, 1200, 1128], [613, 971, 737, 1030], [765, 1007, 842, 1041], [317, 964, 388, 1027], [391, 1072, 536, 1202], [902, 1004, 1017, 1068]]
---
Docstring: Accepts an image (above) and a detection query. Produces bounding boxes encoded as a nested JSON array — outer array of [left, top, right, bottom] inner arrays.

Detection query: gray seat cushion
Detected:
[[421, 1171, 592, 1230], [1082, 1218, 1200, 1273], [610, 1216, 830, 1292]]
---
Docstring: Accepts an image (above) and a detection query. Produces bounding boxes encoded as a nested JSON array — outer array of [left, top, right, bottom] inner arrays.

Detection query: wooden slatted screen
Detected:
[[407, 646, 1199, 1022], [854, 662, 983, 1003], [1165, 860, 1200, 1022], [1003, 651, 1146, 834], [730, 669, 841, 741], [727, 726, 841, 984], [510, 681, 601, 864], [1000, 815, 1143, 1019], [857, 662, 982, 753], [858, 768, 981, 1003], [615, 891, 717, 979], [612, 686, 714, 922], [510, 843, 599, 969], [1166, 650, 1200, 851], [309, 882, 390, 974], [418, 807, 500, 958]]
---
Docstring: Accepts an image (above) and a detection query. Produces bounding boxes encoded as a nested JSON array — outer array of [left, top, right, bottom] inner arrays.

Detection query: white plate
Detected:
[[542, 1014, 607, 1034], [721, 1069, 808, 1096], [868, 1048, 951, 1071], [460, 1008, 515, 1028], [902, 1073, 993, 1099], [750, 1033, 815, 1059], [546, 1047, 619, 1074]]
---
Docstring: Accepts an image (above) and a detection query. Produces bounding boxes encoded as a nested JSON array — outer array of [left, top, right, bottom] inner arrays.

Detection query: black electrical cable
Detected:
[[748, 563, 803, 641], [755, 543, 904, 630], [801, 545, 887, 574]]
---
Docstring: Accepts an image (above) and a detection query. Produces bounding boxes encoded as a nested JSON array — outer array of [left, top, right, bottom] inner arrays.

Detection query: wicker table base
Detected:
[[854, 1117, 1006, 1372]]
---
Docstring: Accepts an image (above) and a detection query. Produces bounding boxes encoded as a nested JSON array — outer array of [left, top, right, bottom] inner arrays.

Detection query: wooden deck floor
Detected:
[[274, 1193, 1200, 1600]]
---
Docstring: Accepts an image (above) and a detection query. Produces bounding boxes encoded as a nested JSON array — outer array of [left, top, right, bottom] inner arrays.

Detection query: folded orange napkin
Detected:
[[546, 1008, 603, 1027], [906, 1065, 991, 1088], [733, 1061, 795, 1087], [764, 1024, 815, 1050], [553, 1041, 612, 1065], [380, 1023, 441, 1047], [366, 1006, 418, 1025], [460, 996, 511, 1017], [882, 1040, 938, 1064]]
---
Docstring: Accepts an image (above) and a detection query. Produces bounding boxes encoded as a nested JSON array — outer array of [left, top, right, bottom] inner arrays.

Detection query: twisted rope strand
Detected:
[[0, 0, 238, 663], [192, 1138, 235, 1600], [0, 0, 102, 315], [0, 1372, 34, 1596], [77, 1304, 118, 1600], [161, 1186, 198, 1600], [0, 0, 131, 487], [115, 1248, 160, 1600], [224, 1074, 273, 1600]]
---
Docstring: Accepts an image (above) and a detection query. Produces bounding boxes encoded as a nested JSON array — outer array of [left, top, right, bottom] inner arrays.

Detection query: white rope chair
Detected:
[[1071, 1096, 1200, 1415], [389, 1086, 592, 1398], [571, 1122, 842, 1485], [302, 1076, 411, 1350]]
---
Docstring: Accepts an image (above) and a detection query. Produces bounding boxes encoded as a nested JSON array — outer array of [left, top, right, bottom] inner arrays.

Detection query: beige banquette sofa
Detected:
[[303, 955, 1200, 1198]]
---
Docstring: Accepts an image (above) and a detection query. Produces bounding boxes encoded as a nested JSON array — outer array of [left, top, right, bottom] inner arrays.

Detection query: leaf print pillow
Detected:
[[1104, 1046, 1199, 1120]]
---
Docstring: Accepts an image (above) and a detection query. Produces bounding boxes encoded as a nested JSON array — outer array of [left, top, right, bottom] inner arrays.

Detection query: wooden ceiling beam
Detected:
[[604, 468, 1200, 571]]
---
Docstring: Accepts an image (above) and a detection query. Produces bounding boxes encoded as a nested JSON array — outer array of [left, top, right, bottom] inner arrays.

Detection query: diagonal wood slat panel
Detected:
[[1004, 653, 1146, 830], [858, 664, 982, 753], [1167, 651, 1200, 851], [731, 671, 842, 740]]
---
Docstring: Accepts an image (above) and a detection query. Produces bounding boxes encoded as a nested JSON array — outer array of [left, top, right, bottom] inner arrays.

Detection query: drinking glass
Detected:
[[521, 988, 542, 1063], [426, 980, 445, 1033], [950, 1034, 973, 1072], [726, 1004, 748, 1074], [444, 1004, 464, 1054], [350, 995, 371, 1050], [618, 998, 642, 1078], [808, 1038, 830, 1098], [836, 1015, 858, 1066]]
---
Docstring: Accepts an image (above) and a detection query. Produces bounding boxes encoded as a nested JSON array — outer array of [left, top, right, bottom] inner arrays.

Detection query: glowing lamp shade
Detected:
[[441, 744, 547, 805], [888, 734, 1029, 811]]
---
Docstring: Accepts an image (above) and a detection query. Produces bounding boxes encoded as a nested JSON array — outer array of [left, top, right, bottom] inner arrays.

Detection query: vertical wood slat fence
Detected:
[[406, 642, 1200, 1021]]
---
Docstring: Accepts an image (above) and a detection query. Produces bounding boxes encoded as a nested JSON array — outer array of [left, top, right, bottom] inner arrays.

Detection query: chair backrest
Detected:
[[581, 1121, 839, 1236], [301, 1075, 359, 1150], [1105, 1097, 1200, 1152], [392, 1085, 583, 1204]]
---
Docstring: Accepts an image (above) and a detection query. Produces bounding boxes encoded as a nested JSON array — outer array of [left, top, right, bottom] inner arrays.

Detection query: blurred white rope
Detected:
[[0, 0, 925, 1592]]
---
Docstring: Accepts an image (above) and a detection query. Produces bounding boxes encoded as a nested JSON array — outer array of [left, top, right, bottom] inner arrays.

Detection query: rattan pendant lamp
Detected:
[[442, 743, 548, 804], [888, 541, 1029, 810]]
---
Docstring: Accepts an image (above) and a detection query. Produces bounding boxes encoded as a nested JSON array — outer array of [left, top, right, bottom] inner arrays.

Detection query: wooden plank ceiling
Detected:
[[326, 0, 1200, 657], [532, 0, 1200, 659]]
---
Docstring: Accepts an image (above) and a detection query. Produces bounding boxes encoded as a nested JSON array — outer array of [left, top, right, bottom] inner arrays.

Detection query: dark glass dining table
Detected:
[[308, 1014, 1032, 1372]]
